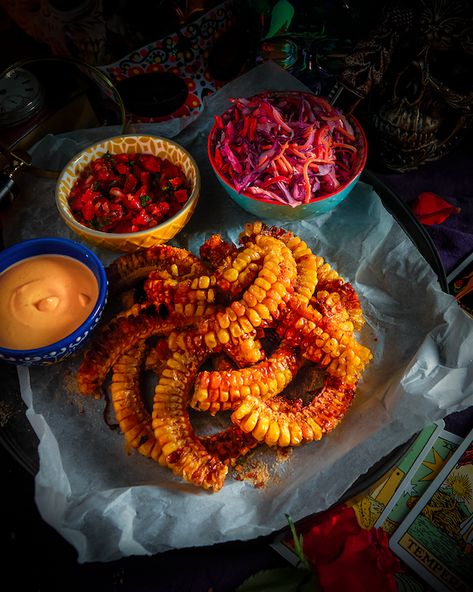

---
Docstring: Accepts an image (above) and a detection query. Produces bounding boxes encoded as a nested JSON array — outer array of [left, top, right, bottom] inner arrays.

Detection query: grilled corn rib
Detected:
[[106, 244, 209, 295], [191, 340, 303, 414], [111, 343, 164, 462], [152, 332, 229, 492], [75, 222, 373, 492], [77, 305, 183, 398], [231, 376, 356, 446]]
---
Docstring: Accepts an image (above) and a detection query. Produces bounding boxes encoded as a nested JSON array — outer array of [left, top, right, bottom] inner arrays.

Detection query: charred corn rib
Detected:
[[213, 242, 263, 299], [191, 341, 303, 414], [144, 275, 217, 307], [77, 305, 185, 398], [278, 312, 371, 385], [152, 333, 228, 491], [106, 244, 208, 295], [240, 221, 319, 305], [75, 221, 373, 492], [198, 236, 298, 366], [300, 317, 372, 385], [231, 376, 356, 447], [111, 343, 163, 462], [113, 340, 257, 472], [113, 338, 257, 473], [277, 276, 370, 385]]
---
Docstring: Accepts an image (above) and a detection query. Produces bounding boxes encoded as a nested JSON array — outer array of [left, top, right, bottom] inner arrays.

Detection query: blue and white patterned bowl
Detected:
[[0, 237, 107, 366]]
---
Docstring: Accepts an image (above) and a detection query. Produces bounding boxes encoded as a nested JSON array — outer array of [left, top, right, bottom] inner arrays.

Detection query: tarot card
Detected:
[[271, 422, 446, 566], [448, 250, 473, 318], [351, 420, 445, 530], [390, 427, 473, 592], [375, 428, 463, 534]]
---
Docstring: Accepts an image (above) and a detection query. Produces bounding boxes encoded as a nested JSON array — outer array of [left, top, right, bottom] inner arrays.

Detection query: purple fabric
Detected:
[[369, 135, 473, 276]]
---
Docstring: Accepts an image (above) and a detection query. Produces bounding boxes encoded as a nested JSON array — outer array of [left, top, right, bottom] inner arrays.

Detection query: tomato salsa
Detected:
[[68, 152, 190, 233]]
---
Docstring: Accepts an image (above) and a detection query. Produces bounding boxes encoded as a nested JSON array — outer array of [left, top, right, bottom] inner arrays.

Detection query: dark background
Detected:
[[1, 2, 472, 590], [1, 439, 288, 591], [0, 7, 289, 590]]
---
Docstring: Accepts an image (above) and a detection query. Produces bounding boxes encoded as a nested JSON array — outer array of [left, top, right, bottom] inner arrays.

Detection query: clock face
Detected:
[[0, 68, 45, 127]]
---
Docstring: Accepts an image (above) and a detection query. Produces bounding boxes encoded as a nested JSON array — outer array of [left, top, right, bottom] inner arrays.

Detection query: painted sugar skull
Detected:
[[370, 0, 473, 171]]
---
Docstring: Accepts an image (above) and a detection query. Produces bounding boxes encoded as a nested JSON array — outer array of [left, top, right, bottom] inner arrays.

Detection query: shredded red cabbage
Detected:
[[210, 91, 362, 207]]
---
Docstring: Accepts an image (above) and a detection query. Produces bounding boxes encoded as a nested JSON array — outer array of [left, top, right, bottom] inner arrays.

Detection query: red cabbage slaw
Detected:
[[210, 91, 362, 208]]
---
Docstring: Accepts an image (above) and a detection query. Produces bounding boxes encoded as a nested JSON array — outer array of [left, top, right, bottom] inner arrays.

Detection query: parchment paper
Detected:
[[4, 62, 473, 563]]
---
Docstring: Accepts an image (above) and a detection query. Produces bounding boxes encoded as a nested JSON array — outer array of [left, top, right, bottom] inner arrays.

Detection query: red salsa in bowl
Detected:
[[55, 134, 201, 252], [68, 152, 190, 233]]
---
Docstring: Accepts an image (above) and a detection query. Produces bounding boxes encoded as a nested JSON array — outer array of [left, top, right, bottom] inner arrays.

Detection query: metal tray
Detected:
[[362, 169, 448, 292], [0, 173, 447, 486]]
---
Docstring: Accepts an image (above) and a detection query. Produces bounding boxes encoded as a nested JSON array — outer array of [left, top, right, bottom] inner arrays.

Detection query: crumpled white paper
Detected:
[[4, 62, 473, 563]]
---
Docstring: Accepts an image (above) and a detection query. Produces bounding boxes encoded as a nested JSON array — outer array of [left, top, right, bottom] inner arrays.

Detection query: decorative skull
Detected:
[[371, 0, 473, 171], [334, 0, 473, 172]]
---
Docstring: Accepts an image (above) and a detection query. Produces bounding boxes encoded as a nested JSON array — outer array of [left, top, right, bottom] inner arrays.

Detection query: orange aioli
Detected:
[[0, 254, 99, 349]]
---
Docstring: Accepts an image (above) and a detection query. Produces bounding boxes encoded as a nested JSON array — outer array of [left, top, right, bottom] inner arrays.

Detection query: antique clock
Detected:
[[0, 67, 45, 129]]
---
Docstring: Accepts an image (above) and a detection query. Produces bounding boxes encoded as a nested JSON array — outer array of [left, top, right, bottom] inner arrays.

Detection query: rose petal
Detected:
[[410, 191, 460, 226], [303, 505, 360, 564], [302, 504, 402, 592]]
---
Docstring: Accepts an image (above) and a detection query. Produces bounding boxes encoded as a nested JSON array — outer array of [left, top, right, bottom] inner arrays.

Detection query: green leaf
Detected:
[[236, 567, 315, 592], [263, 0, 295, 39], [90, 217, 107, 230]]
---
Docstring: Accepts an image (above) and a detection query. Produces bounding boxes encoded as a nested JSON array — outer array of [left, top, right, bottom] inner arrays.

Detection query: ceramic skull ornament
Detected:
[[372, 0, 473, 171], [332, 0, 473, 172]]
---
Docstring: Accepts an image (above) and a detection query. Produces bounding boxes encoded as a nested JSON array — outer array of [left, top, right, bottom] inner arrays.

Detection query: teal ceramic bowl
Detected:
[[208, 93, 368, 221]]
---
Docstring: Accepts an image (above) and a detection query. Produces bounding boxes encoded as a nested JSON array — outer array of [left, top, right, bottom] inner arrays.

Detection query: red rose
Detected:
[[302, 505, 401, 592], [303, 505, 361, 564]]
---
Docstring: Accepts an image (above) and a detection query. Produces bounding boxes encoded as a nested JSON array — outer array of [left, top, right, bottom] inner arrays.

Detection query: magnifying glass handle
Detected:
[[0, 146, 31, 211], [0, 173, 18, 211]]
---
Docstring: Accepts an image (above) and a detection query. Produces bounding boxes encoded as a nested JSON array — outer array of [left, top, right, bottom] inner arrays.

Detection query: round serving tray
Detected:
[[0, 170, 447, 488], [362, 169, 448, 291]]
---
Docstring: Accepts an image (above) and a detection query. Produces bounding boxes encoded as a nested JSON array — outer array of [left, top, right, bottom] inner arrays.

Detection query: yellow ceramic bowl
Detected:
[[55, 135, 200, 252]]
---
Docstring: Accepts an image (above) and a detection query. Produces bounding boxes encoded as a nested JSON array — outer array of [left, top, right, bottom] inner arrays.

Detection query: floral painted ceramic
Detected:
[[55, 135, 200, 252], [0, 237, 107, 366], [99, 0, 238, 123]]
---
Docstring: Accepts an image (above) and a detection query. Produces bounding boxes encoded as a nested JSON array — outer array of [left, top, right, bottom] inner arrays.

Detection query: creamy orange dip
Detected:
[[0, 254, 98, 349]]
